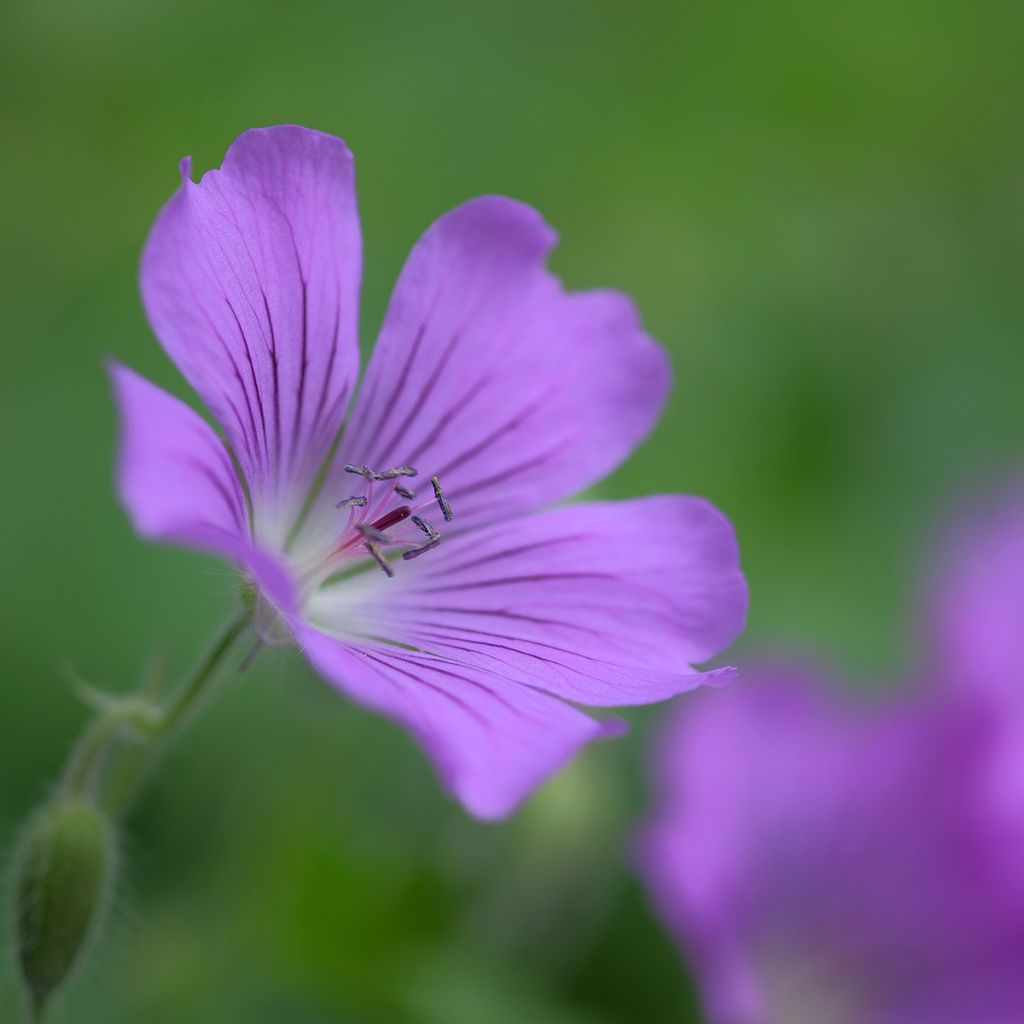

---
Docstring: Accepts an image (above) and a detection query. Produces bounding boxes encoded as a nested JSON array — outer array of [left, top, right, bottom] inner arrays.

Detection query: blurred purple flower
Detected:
[[636, 487, 1024, 1023], [110, 126, 747, 819]]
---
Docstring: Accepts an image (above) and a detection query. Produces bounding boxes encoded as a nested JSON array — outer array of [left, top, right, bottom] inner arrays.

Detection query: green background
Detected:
[[2, 1, 1023, 1020]]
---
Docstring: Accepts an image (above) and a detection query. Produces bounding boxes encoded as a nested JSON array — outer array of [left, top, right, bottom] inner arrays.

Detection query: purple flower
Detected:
[[636, 489, 1024, 1022], [110, 126, 747, 819]]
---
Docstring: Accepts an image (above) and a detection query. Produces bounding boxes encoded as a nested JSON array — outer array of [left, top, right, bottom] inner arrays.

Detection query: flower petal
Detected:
[[110, 362, 247, 547], [109, 362, 295, 610], [304, 496, 747, 706], [140, 125, 362, 546], [295, 627, 620, 819], [302, 196, 668, 546], [928, 484, 1024, 692], [636, 668, 1024, 1024], [925, 485, 1024, 906]]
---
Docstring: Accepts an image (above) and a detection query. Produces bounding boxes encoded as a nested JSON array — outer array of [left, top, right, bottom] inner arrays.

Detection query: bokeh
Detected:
[[2, 1, 1023, 1020]]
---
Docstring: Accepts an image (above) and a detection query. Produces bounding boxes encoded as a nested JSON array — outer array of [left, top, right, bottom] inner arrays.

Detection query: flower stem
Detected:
[[62, 705, 151, 799], [155, 612, 251, 739], [61, 611, 253, 817]]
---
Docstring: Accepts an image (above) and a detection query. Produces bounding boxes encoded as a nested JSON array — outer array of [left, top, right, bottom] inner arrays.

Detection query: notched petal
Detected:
[[140, 125, 363, 544]]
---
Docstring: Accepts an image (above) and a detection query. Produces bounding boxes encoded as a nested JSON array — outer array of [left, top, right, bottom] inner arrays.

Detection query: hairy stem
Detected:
[[156, 612, 251, 738], [61, 611, 253, 818]]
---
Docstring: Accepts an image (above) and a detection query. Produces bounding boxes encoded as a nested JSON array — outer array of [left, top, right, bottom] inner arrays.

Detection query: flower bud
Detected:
[[13, 797, 116, 1017]]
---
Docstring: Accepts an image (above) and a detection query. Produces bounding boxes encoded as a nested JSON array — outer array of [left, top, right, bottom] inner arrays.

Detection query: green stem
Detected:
[[61, 611, 253, 816], [155, 612, 251, 739], [62, 706, 149, 799]]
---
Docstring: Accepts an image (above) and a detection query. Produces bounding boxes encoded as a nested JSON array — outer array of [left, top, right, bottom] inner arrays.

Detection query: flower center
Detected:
[[321, 463, 452, 580]]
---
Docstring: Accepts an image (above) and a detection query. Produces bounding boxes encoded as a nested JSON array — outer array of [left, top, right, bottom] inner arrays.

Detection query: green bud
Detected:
[[13, 797, 116, 1018]]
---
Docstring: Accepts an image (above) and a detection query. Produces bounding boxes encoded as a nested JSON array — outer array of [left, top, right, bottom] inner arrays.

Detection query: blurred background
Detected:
[[2, 1, 1023, 1020]]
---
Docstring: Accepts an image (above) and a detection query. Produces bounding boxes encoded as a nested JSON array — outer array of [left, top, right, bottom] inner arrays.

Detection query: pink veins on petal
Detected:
[[110, 124, 748, 818]]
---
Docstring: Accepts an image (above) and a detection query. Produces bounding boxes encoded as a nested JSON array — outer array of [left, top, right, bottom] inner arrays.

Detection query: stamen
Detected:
[[431, 475, 453, 522], [411, 514, 440, 540], [327, 461, 445, 577], [356, 523, 389, 544], [364, 540, 395, 577], [403, 537, 442, 561], [344, 462, 419, 482]]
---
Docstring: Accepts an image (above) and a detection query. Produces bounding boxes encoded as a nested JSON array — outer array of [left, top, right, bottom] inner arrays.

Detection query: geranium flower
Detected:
[[635, 488, 1024, 1022], [111, 125, 747, 819]]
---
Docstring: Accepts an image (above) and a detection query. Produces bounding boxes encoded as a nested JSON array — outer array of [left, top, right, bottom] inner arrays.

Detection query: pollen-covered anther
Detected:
[[394, 483, 416, 500], [363, 539, 395, 578], [402, 514, 442, 561], [344, 462, 418, 482], [336, 495, 368, 509], [403, 537, 442, 561], [411, 514, 440, 541], [430, 475, 454, 522]]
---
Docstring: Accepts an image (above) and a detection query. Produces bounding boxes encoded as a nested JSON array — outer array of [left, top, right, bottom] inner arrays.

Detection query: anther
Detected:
[[394, 483, 416, 500], [344, 463, 418, 482], [411, 514, 440, 540], [364, 540, 395, 577], [431, 476, 453, 522], [336, 495, 368, 509], [403, 537, 442, 561]]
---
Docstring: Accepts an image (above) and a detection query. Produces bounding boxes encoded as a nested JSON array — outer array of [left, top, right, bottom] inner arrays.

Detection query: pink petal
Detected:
[[140, 126, 362, 545], [928, 483, 1024, 693], [301, 196, 669, 546], [305, 496, 747, 707], [295, 627, 621, 819], [109, 362, 295, 611], [636, 668, 1024, 1024], [925, 485, 1024, 907]]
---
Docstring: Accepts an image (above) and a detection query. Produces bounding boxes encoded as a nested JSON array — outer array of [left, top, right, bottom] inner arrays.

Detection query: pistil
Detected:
[[310, 462, 452, 582]]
